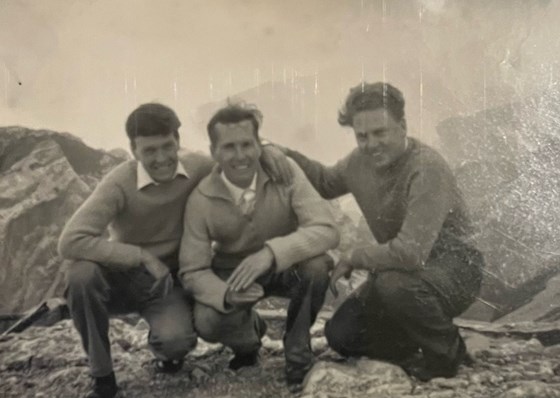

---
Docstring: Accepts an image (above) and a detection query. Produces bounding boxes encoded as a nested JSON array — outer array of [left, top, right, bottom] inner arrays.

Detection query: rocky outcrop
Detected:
[[0, 127, 126, 315], [437, 88, 560, 317], [497, 273, 560, 324], [1, 314, 560, 398]]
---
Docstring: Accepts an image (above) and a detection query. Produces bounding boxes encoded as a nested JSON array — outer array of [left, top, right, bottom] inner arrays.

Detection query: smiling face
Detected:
[[131, 133, 180, 183], [210, 120, 262, 189], [352, 108, 407, 169]]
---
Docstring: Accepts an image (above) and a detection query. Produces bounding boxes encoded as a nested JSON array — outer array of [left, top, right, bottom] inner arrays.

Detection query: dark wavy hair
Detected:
[[125, 103, 181, 146], [338, 82, 405, 126], [207, 101, 262, 146]]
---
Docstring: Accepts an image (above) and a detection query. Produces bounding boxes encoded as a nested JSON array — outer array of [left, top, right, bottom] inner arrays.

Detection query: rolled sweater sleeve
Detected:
[[57, 176, 143, 268], [351, 163, 454, 272], [265, 160, 340, 272], [287, 149, 350, 199], [179, 192, 231, 313]]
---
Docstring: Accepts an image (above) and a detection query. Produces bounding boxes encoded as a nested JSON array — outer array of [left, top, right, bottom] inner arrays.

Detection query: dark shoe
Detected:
[[86, 372, 118, 398], [404, 338, 467, 382], [154, 358, 184, 374], [229, 350, 260, 370], [228, 315, 267, 371], [285, 362, 312, 387]]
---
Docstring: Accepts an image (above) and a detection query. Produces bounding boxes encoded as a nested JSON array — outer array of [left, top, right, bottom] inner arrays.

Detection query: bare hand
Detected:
[[329, 260, 353, 297], [227, 247, 274, 292], [141, 250, 170, 280], [225, 283, 265, 307], [261, 145, 293, 185]]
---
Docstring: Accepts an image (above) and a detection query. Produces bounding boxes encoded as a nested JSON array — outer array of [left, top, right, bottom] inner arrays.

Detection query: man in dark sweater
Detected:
[[58, 103, 291, 398], [279, 82, 484, 381]]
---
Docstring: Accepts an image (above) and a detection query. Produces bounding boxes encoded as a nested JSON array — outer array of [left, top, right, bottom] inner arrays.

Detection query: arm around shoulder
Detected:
[[285, 148, 351, 199]]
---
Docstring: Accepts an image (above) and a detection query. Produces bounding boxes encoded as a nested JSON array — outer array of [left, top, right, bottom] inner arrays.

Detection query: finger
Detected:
[[227, 264, 246, 289], [329, 278, 338, 297], [280, 161, 294, 185], [229, 264, 251, 292], [239, 270, 258, 291], [260, 152, 279, 182], [268, 161, 280, 183]]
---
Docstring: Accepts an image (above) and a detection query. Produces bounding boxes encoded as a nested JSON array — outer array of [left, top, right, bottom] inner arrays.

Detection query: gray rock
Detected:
[[0, 127, 124, 316], [437, 90, 560, 316], [301, 358, 412, 397], [498, 381, 560, 398]]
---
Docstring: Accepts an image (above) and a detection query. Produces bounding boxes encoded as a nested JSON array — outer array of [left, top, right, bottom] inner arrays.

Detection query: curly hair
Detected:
[[338, 82, 405, 126]]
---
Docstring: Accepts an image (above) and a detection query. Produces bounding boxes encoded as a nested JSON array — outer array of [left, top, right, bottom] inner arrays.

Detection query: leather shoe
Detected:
[[154, 358, 184, 374], [85, 372, 118, 398], [404, 338, 467, 382], [229, 351, 260, 370], [285, 362, 313, 387], [228, 315, 267, 371]]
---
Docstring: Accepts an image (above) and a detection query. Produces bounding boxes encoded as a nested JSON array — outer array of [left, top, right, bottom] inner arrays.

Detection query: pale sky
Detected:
[[1, 0, 559, 160]]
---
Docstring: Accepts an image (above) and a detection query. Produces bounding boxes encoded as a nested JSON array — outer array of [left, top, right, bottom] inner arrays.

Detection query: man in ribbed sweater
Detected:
[[278, 82, 484, 381], [58, 103, 291, 398], [178, 103, 339, 388]]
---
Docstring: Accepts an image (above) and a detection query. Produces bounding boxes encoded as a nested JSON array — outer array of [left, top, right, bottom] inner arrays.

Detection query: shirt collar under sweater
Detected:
[[137, 161, 189, 190], [220, 171, 257, 204]]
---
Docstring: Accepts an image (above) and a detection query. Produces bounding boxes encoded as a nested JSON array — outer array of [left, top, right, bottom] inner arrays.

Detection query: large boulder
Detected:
[[0, 127, 126, 315], [437, 89, 560, 316], [301, 358, 412, 397]]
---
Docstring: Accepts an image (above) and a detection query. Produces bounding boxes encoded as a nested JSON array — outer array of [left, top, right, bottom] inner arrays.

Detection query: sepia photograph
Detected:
[[1, 0, 560, 397]]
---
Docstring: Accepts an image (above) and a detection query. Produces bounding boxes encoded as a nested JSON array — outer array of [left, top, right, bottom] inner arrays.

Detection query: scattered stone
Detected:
[[301, 358, 412, 397], [498, 381, 560, 398], [191, 367, 209, 385]]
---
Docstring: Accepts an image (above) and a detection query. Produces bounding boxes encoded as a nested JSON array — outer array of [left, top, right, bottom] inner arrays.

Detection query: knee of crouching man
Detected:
[[298, 253, 333, 283], [154, 329, 198, 360]]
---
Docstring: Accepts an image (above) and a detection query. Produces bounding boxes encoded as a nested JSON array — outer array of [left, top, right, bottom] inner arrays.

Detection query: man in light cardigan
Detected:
[[58, 103, 292, 398], [178, 103, 339, 388]]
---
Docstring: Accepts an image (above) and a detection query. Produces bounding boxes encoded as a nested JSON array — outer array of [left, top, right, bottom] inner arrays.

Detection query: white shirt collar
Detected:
[[137, 161, 189, 190], [220, 171, 257, 204]]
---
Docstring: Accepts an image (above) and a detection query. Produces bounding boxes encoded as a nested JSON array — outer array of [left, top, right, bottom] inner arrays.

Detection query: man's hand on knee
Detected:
[[227, 247, 274, 292], [141, 249, 171, 296], [225, 283, 265, 308]]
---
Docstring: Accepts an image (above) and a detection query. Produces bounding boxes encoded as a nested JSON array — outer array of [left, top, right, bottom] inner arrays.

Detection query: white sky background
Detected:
[[1, 0, 559, 161]]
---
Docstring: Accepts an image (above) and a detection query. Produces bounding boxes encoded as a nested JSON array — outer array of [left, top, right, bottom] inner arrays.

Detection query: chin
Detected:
[[153, 173, 175, 183]]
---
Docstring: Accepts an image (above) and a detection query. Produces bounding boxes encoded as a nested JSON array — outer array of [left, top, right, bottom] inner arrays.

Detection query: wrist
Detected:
[[224, 288, 233, 307], [263, 245, 275, 271]]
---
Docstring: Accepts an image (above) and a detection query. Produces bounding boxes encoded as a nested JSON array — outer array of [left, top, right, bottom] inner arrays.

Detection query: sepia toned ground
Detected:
[[2, 311, 560, 398]]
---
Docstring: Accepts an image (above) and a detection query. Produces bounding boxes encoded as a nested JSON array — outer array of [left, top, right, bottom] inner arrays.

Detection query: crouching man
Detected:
[[179, 103, 339, 388], [59, 102, 290, 397], [58, 103, 212, 398]]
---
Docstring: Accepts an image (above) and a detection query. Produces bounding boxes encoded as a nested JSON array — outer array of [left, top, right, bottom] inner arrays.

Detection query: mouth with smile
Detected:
[[150, 161, 176, 180]]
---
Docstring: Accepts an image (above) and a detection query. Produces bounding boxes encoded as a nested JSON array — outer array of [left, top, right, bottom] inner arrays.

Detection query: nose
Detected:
[[155, 149, 167, 163], [365, 134, 380, 152], [234, 146, 246, 160]]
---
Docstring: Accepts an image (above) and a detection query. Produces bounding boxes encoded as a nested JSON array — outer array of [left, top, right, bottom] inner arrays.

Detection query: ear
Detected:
[[399, 118, 407, 131], [209, 144, 217, 160], [130, 141, 139, 160]]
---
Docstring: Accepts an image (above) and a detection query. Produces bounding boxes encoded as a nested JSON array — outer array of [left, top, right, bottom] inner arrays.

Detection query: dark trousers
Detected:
[[193, 253, 331, 370], [325, 245, 483, 369], [65, 260, 197, 377]]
